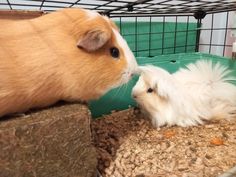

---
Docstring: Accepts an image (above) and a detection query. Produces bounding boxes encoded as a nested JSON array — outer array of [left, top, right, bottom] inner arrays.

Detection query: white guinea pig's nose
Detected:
[[132, 93, 137, 99]]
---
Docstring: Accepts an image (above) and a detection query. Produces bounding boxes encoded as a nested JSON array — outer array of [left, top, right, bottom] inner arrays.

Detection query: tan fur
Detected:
[[0, 8, 133, 117]]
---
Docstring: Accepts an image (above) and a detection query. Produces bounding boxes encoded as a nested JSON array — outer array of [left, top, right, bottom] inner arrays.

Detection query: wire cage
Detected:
[[0, 0, 236, 58]]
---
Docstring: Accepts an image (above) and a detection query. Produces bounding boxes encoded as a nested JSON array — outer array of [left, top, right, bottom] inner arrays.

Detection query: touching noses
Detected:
[[129, 73, 134, 79]]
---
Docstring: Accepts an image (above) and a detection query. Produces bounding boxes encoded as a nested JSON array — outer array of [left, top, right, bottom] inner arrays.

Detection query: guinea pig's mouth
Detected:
[[121, 71, 134, 83], [133, 97, 151, 113], [131, 95, 142, 106], [109, 71, 133, 90]]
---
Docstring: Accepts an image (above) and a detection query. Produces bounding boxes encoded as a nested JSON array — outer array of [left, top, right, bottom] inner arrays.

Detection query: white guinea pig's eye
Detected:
[[110, 47, 120, 59], [147, 88, 154, 93]]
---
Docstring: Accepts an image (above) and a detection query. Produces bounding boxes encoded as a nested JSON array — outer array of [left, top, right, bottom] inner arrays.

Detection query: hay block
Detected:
[[0, 103, 97, 177], [0, 10, 44, 20]]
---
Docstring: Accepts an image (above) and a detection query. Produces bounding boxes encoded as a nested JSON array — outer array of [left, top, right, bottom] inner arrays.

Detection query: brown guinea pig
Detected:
[[0, 8, 138, 117]]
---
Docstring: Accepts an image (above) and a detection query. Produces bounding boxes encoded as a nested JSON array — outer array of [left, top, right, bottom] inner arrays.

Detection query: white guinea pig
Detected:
[[132, 60, 236, 127], [0, 8, 138, 117]]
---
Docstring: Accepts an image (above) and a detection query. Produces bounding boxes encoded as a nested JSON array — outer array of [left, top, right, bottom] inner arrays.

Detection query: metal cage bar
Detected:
[[0, 0, 235, 15], [0, 1, 235, 57]]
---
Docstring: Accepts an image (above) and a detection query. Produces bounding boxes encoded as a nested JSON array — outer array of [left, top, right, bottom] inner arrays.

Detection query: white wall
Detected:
[[199, 11, 236, 57]]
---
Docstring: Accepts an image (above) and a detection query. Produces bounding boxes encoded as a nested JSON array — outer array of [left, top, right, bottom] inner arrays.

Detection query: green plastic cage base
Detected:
[[89, 52, 236, 118]]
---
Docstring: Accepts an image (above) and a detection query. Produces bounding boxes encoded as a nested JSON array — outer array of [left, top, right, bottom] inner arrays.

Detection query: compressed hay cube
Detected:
[[0, 10, 44, 20], [0, 103, 97, 177]]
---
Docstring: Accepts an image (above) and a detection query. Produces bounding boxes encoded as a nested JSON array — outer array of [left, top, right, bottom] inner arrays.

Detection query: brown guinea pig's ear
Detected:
[[77, 29, 111, 52]]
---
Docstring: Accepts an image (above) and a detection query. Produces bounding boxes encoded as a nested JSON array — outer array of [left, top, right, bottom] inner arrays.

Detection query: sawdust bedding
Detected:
[[92, 108, 236, 177]]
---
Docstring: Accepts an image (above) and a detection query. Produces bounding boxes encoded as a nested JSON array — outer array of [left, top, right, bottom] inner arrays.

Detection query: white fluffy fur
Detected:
[[132, 60, 236, 127]]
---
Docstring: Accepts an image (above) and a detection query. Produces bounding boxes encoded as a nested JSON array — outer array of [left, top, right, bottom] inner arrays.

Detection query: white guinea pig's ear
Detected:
[[77, 29, 111, 52], [154, 77, 177, 100]]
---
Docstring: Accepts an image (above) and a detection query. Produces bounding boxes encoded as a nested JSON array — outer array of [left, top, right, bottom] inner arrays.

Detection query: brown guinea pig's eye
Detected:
[[110, 47, 119, 59], [147, 88, 154, 93]]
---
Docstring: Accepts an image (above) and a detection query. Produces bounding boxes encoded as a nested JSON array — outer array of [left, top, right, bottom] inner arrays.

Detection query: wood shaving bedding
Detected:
[[92, 108, 236, 177]]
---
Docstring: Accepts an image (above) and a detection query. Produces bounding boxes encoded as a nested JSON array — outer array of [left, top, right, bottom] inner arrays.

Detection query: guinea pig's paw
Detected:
[[133, 106, 142, 115], [177, 118, 203, 127], [150, 116, 165, 128]]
